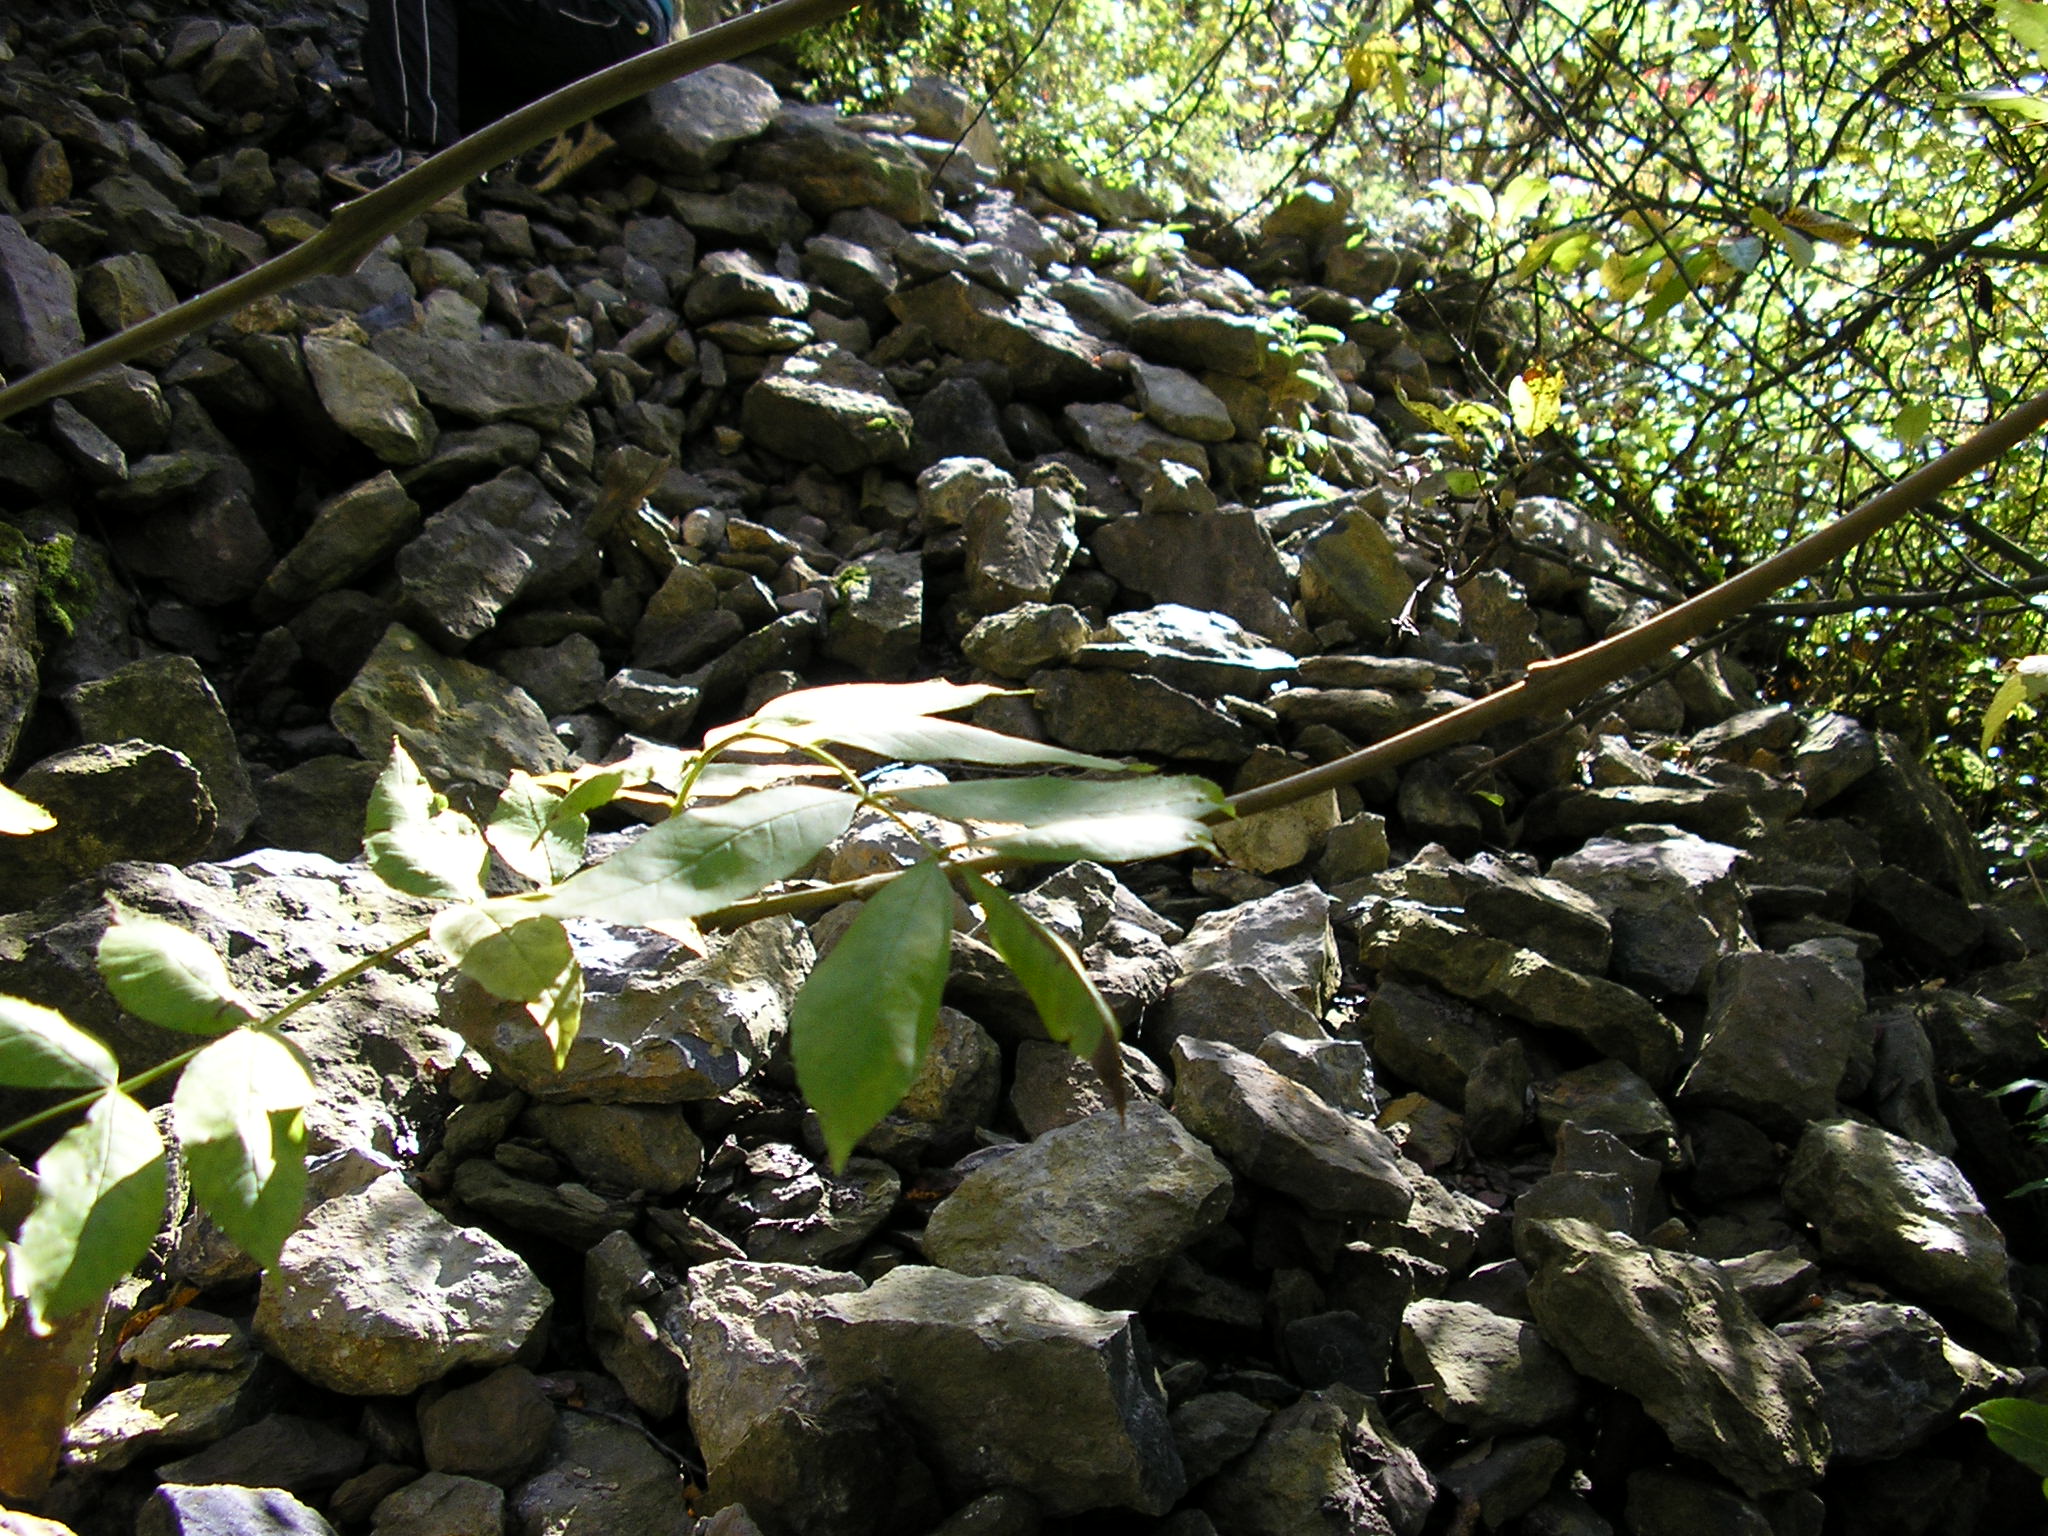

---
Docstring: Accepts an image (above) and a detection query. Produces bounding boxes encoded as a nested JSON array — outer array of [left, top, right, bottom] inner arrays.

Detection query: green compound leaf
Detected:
[[431, 905, 583, 1069], [791, 859, 953, 1170], [97, 917, 258, 1037], [487, 770, 613, 887], [0, 995, 117, 1090], [10, 1091, 166, 1329], [884, 774, 1224, 827], [173, 1030, 313, 1269], [532, 786, 858, 926], [964, 873, 1122, 1106], [706, 680, 1133, 770], [972, 812, 1217, 864], [1966, 1398, 2048, 1476], [363, 740, 488, 902], [1983, 657, 2048, 755]]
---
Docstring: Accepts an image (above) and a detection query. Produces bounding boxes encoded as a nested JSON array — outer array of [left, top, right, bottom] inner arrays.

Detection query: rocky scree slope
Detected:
[[0, 3, 2045, 1536]]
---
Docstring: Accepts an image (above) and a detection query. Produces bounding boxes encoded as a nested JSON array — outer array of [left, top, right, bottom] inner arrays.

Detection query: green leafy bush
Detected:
[[0, 681, 1225, 1331]]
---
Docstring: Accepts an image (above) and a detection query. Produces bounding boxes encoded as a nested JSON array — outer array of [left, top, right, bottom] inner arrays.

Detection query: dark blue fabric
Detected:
[[365, 0, 676, 149]]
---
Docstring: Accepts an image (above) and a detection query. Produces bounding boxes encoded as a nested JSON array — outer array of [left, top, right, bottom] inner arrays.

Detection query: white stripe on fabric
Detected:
[[418, 0, 438, 142]]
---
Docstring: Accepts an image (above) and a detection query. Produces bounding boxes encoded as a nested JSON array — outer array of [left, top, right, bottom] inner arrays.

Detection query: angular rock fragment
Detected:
[[923, 1102, 1233, 1306], [1781, 1118, 2016, 1330], [253, 1173, 551, 1396], [1524, 1218, 1829, 1495], [1171, 1037, 1413, 1218]]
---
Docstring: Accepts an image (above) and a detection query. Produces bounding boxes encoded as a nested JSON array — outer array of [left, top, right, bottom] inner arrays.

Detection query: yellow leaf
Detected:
[[0, 783, 55, 836], [1781, 205, 1865, 246], [1510, 365, 1564, 438]]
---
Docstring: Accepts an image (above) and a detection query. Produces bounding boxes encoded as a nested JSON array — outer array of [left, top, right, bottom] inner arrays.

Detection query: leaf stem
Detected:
[[259, 931, 432, 1032]]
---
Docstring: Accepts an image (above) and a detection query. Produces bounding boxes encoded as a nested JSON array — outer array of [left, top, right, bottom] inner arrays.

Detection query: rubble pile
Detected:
[[0, 3, 2044, 1535]]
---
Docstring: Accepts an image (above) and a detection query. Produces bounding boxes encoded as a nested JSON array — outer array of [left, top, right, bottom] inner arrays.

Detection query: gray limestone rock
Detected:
[[372, 334, 597, 430], [1297, 509, 1416, 639], [332, 624, 568, 788], [0, 545, 38, 775], [1622, 1470, 1772, 1536], [396, 470, 571, 648], [709, 1142, 900, 1266], [1064, 402, 1211, 486], [0, 216, 83, 375], [1781, 1118, 2016, 1330], [617, 63, 781, 173], [1093, 510, 1303, 648], [509, 1414, 692, 1536], [1789, 712, 1879, 811], [1153, 882, 1336, 1051], [858, 1004, 1001, 1167], [67, 654, 257, 855], [742, 345, 913, 473], [1128, 305, 1273, 378], [1078, 604, 1296, 697], [1676, 951, 1866, 1133], [419, 1365, 556, 1486], [685, 249, 812, 321], [372, 1473, 505, 1536], [686, 1260, 882, 1535], [255, 471, 420, 618], [137, 1486, 338, 1536], [525, 1102, 702, 1195], [888, 275, 1108, 397], [817, 1265, 1187, 1517], [0, 741, 215, 910], [825, 548, 923, 676], [1354, 902, 1683, 1087], [1361, 979, 1502, 1108], [1171, 1037, 1413, 1217], [303, 337, 437, 465], [155, 1413, 366, 1494], [1171, 1392, 1272, 1485], [584, 1233, 689, 1419], [1436, 1436, 1569, 1529], [445, 916, 810, 1102], [1202, 1385, 1430, 1536], [1547, 829, 1754, 997], [1399, 1299, 1582, 1433], [1524, 1218, 1829, 1495], [742, 113, 936, 223], [1833, 730, 1988, 899], [253, 1172, 551, 1396], [964, 482, 1078, 610], [1030, 668, 1258, 763], [961, 602, 1089, 678], [1132, 360, 1237, 442], [1773, 1300, 2000, 1462], [923, 1101, 1233, 1306], [62, 1363, 261, 1474], [1462, 853, 1612, 973]]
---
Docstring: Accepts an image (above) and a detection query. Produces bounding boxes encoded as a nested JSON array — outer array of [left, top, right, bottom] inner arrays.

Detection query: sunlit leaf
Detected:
[[487, 771, 608, 888], [530, 786, 858, 925], [1499, 173, 1553, 226], [791, 859, 953, 1169], [884, 774, 1225, 828], [1642, 266, 1690, 323], [1431, 178, 1496, 225], [362, 741, 487, 903], [1749, 206, 1815, 269], [705, 680, 1012, 751], [1781, 205, 1865, 246], [10, 1091, 165, 1328], [173, 1029, 312, 1268], [1966, 1398, 2048, 1475], [973, 812, 1217, 863], [0, 783, 54, 836], [0, 996, 117, 1091], [1892, 399, 1934, 447], [964, 874, 1117, 1064], [1983, 656, 2048, 753], [1509, 364, 1564, 438], [430, 905, 583, 1068], [97, 918, 257, 1036], [1997, 0, 2048, 61]]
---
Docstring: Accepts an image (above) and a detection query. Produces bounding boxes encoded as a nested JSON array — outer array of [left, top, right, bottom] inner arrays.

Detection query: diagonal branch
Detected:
[[0, 0, 860, 424]]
